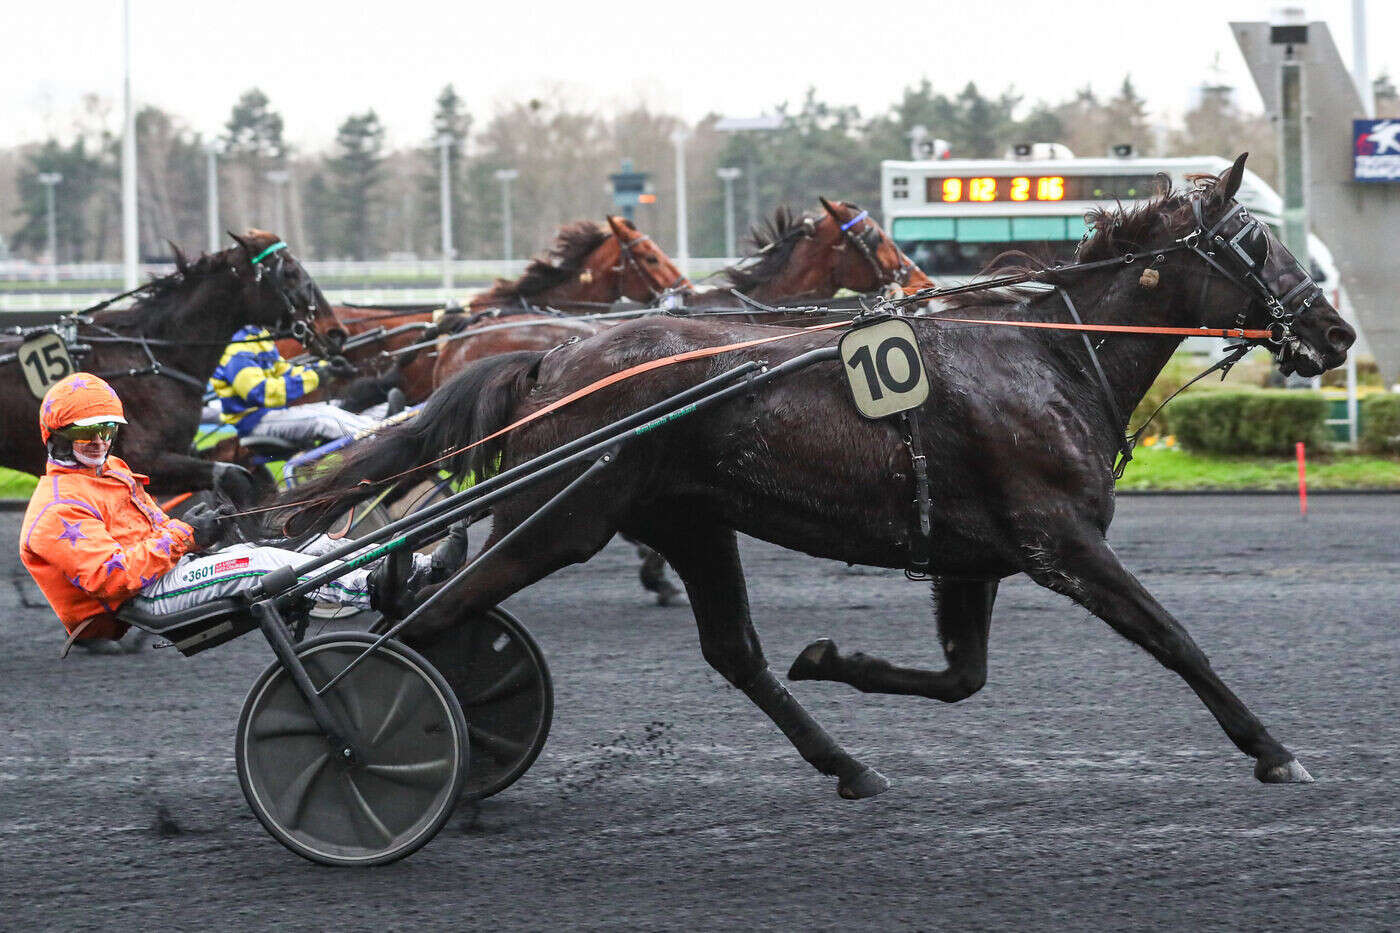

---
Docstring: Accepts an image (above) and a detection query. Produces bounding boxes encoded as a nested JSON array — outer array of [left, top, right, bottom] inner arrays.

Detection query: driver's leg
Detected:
[[128, 543, 432, 615], [250, 403, 378, 446]]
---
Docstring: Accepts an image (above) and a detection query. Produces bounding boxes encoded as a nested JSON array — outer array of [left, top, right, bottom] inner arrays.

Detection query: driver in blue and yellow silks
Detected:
[[210, 326, 377, 446]]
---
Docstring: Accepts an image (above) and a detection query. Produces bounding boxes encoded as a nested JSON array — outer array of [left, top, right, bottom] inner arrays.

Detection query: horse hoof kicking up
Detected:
[[839, 767, 891, 800], [1255, 758, 1314, 784], [788, 638, 839, 681]]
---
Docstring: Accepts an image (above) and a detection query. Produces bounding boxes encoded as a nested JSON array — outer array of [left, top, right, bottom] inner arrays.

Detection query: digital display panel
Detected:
[[925, 174, 1158, 203]]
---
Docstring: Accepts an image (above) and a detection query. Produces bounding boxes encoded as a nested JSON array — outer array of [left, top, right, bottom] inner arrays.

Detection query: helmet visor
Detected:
[[60, 422, 121, 442]]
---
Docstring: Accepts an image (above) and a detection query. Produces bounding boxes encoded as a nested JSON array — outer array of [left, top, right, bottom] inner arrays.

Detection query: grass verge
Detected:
[[1117, 445, 1400, 491]]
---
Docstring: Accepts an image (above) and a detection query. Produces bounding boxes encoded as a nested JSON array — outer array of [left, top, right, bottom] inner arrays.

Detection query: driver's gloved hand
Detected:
[[318, 355, 358, 379], [183, 502, 235, 551]]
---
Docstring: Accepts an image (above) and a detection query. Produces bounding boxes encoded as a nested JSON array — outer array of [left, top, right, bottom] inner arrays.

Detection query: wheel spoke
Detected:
[[277, 751, 331, 831], [366, 673, 426, 748], [250, 708, 323, 741], [468, 724, 528, 765], [343, 774, 394, 844], [459, 657, 533, 707], [361, 757, 454, 790], [314, 655, 367, 734]]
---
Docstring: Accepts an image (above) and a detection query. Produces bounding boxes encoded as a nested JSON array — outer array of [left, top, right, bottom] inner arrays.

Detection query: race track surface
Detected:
[[2, 496, 1397, 930]]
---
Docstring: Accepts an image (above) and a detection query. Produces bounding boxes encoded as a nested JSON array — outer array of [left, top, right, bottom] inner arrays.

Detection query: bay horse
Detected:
[[426, 217, 686, 397], [0, 231, 335, 505], [282, 155, 1353, 799], [680, 197, 933, 309]]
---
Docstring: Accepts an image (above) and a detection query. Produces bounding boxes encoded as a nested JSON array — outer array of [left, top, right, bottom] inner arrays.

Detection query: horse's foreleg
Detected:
[[639, 519, 888, 800], [789, 578, 996, 702], [1028, 533, 1310, 784]]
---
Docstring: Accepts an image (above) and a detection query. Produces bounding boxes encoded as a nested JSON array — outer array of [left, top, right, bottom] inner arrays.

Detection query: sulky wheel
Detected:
[[417, 607, 553, 800], [236, 633, 468, 867]]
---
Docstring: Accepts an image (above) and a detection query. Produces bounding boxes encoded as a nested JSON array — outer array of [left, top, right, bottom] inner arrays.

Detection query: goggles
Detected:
[[60, 422, 121, 442]]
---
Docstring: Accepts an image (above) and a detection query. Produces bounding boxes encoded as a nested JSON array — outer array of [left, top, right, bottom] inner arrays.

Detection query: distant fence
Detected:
[[0, 257, 737, 311]]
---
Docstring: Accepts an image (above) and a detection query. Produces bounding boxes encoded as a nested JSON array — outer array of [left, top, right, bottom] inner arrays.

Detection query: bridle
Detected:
[[892, 187, 1331, 477], [247, 240, 345, 361], [612, 233, 691, 303], [835, 208, 917, 294], [1181, 198, 1322, 347]]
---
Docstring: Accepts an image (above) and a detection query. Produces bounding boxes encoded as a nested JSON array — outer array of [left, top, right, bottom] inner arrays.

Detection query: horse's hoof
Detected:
[[787, 638, 838, 681], [838, 767, 890, 800], [655, 585, 688, 608], [1256, 758, 1315, 784]]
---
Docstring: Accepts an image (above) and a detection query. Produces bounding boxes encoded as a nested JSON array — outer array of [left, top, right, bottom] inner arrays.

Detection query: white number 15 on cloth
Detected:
[[838, 318, 930, 420]]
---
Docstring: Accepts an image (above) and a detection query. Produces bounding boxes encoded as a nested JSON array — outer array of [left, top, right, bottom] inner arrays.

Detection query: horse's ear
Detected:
[[605, 215, 631, 240], [227, 230, 253, 261], [818, 196, 843, 222], [1219, 153, 1248, 201], [168, 240, 188, 274]]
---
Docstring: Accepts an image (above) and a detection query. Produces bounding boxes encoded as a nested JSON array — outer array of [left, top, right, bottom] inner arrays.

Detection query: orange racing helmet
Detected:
[[39, 372, 127, 443]]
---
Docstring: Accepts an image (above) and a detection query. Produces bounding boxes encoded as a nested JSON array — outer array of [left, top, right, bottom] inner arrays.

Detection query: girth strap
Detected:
[[901, 410, 932, 575]]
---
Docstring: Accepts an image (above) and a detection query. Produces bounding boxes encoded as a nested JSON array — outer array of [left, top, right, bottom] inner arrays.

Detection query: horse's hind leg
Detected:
[[789, 578, 996, 702], [1027, 530, 1310, 784], [636, 518, 889, 800]]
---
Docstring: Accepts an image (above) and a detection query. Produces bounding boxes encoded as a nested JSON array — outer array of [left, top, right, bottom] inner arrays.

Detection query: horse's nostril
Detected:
[[1326, 324, 1356, 352]]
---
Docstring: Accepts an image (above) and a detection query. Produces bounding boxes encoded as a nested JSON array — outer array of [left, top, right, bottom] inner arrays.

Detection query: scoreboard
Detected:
[[926, 173, 1158, 204]]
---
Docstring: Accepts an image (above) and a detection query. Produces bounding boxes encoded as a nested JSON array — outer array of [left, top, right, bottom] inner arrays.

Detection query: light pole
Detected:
[[203, 140, 222, 253], [494, 168, 518, 261], [1353, 0, 1375, 116], [121, 0, 138, 288], [670, 128, 689, 277], [38, 172, 62, 283], [716, 167, 741, 258], [266, 169, 290, 237], [715, 115, 783, 233], [437, 133, 455, 292]]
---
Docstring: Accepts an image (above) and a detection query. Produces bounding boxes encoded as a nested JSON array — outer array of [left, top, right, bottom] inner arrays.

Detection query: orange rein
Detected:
[[248, 313, 1261, 520]]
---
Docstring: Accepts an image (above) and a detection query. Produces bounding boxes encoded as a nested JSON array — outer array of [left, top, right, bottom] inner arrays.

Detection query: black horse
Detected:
[[282, 156, 1353, 798], [0, 231, 338, 505]]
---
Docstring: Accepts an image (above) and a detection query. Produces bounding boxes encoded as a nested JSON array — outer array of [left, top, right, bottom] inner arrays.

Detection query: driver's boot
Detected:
[[426, 519, 473, 585], [367, 550, 415, 619]]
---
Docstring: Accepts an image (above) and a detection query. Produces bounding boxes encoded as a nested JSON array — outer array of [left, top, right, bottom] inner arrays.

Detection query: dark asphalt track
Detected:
[[2, 495, 1396, 930]]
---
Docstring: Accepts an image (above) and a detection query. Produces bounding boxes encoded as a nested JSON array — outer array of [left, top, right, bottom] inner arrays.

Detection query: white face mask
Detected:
[[71, 437, 112, 469]]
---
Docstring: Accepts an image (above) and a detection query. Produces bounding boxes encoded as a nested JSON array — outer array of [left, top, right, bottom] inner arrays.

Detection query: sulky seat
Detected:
[[239, 434, 303, 458], [115, 597, 256, 656]]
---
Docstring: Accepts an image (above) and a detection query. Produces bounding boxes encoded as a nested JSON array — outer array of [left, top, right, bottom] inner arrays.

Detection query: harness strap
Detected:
[[900, 410, 932, 574], [1057, 288, 1135, 477]]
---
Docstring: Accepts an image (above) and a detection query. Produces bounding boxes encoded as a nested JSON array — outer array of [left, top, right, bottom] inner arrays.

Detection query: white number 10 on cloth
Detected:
[[838, 318, 930, 420]]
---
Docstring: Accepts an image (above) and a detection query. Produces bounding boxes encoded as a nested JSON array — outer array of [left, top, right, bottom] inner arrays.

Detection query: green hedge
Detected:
[[1361, 393, 1400, 453], [1169, 390, 1329, 455]]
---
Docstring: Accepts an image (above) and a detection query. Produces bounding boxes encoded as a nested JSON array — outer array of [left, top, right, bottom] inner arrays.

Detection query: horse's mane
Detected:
[[477, 221, 611, 303], [98, 246, 243, 333], [937, 171, 1216, 313], [720, 206, 815, 292]]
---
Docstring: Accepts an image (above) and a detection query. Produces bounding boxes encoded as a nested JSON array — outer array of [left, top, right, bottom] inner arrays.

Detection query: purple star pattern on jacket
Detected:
[[102, 552, 127, 575], [57, 518, 86, 547], [154, 533, 174, 555]]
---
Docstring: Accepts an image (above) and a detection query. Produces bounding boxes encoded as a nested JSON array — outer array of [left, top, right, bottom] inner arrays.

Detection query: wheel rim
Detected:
[[420, 609, 552, 799], [238, 638, 464, 865]]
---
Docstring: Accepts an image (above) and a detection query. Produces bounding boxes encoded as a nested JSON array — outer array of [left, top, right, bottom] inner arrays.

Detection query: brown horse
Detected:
[[0, 231, 335, 504], [682, 197, 932, 309], [282, 156, 1353, 799], [426, 217, 685, 397]]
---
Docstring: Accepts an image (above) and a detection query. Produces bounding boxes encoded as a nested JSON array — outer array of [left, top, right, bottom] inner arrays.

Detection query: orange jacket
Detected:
[[19, 456, 196, 637]]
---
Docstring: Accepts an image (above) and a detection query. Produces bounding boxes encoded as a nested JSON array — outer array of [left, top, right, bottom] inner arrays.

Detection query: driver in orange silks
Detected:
[[19, 373, 464, 655]]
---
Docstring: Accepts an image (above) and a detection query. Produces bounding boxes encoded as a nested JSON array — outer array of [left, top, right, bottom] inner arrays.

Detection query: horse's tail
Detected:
[[274, 350, 544, 536]]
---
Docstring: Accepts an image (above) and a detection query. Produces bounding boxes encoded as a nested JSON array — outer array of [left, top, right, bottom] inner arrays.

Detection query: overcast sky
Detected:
[[6, 1, 1394, 151]]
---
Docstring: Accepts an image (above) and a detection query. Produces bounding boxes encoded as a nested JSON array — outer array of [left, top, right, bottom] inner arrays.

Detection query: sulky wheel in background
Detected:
[[416, 606, 553, 800], [236, 633, 468, 866]]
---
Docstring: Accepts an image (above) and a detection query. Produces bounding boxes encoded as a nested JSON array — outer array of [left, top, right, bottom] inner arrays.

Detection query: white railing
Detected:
[[0, 258, 739, 311]]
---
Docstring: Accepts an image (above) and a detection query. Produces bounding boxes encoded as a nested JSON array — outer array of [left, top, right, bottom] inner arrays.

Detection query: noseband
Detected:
[[613, 233, 691, 301]]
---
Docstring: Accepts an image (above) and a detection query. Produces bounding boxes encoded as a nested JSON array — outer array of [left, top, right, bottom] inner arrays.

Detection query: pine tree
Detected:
[[223, 88, 286, 228], [11, 137, 110, 262], [323, 110, 386, 260]]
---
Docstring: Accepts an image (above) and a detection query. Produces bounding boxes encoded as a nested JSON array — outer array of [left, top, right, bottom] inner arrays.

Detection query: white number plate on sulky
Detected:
[[19, 331, 75, 400], [838, 317, 929, 420]]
